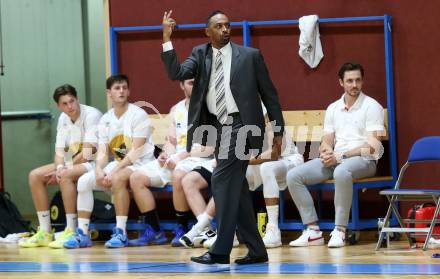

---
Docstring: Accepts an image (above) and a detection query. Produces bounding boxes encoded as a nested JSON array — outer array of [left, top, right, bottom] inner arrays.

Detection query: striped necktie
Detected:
[[215, 51, 227, 124]]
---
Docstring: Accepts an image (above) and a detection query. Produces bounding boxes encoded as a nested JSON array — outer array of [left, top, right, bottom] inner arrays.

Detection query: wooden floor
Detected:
[[1, 238, 440, 278]]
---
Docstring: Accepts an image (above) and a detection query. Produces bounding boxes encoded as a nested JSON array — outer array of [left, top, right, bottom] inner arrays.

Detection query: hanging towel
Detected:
[[298, 15, 324, 68]]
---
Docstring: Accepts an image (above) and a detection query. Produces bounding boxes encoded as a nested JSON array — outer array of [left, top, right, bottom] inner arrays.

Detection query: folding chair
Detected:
[[376, 136, 440, 251]]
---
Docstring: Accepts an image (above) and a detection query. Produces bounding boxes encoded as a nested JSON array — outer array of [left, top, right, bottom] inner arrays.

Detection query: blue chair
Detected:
[[376, 136, 440, 250]]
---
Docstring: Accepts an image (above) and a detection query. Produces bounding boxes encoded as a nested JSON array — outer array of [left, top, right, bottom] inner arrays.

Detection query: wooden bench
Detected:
[[91, 110, 396, 234]]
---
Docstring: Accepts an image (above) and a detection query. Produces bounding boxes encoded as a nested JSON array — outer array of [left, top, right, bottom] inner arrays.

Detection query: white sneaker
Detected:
[[203, 232, 239, 248], [289, 228, 324, 247], [179, 225, 207, 248], [0, 232, 31, 243], [202, 231, 217, 248], [428, 237, 440, 249], [263, 223, 282, 248], [191, 228, 216, 248], [327, 229, 346, 248]]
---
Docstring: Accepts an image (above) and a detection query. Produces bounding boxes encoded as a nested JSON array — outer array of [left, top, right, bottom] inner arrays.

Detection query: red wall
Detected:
[[109, 0, 440, 190]]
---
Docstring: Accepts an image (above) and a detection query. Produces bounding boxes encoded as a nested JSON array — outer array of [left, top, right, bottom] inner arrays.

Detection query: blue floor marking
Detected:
[[1, 262, 440, 275], [227, 263, 440, 274]]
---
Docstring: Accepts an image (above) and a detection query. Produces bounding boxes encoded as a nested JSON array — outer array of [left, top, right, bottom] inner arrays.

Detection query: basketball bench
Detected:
[[91, 110, 396, 240]]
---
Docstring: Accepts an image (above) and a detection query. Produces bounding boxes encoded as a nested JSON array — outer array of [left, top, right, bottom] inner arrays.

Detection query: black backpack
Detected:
[[0, 192, 31, 237], [50, 191, 116, 226]]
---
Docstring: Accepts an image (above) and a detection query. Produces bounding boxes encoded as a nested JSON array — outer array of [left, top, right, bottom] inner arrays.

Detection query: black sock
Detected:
[[175, 210, 191, 230], [141, 209, 160, 232]]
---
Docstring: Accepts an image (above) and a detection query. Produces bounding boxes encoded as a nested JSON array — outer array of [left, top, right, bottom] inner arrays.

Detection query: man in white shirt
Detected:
[[287, 62, 385, 248], [20, 84, 102, 249], [64, 74, 155, 249], [127, 79, 196, 246]]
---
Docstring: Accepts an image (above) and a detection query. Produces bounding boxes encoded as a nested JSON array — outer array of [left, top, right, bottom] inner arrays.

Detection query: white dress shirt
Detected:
[[206, 43, 238, 115]]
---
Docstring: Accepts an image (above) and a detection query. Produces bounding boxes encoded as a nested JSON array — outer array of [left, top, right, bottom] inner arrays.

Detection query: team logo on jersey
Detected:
[[177, 133, 187, 148], [109, 134, 132, 161], [65, 142, 83, 158]]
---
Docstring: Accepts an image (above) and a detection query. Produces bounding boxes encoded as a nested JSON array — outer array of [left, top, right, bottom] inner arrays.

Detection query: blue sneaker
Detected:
[[171, 224, 187, 247], [63, 228, 93, 249], [128, 224, 167, 247], [105, 227, 128, 248]]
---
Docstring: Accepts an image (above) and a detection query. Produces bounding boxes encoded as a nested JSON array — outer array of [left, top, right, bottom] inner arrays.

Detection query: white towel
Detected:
[[298, 15, 324, 68]]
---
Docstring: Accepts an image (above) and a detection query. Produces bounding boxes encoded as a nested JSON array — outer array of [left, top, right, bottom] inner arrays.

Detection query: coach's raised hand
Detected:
[[162, 10, 176, 43]]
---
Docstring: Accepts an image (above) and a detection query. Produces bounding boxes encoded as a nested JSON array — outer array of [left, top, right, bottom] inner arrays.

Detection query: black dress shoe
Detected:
[[191, 252, 230, 264], [234, 254, 268, 265]]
